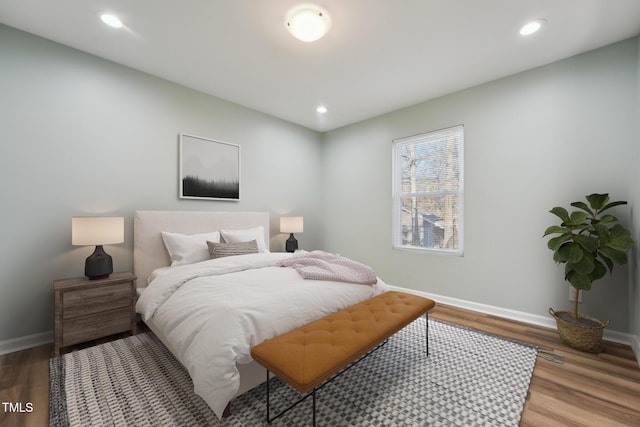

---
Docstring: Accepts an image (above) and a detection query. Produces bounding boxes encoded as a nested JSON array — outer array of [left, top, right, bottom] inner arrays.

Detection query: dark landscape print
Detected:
[[182, 176, 239, 199], [180, 133, 240, 200]]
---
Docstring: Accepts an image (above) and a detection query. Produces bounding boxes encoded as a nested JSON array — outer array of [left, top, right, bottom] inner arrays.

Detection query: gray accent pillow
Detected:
[[207, 240, 259, 259]]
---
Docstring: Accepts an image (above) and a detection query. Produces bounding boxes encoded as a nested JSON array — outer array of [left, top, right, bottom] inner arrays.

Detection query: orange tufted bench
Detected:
[[250, 291, 436, 425]]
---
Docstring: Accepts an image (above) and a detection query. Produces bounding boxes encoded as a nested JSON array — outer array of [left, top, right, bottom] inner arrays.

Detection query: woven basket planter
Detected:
[[549, 308, 609, 353]]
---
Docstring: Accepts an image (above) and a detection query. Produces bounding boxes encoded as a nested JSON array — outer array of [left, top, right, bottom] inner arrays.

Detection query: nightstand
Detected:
[[53, 272, 137, 355]]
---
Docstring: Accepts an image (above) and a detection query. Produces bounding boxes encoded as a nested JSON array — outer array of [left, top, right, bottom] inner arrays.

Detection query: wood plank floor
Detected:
[[1, 303, 639, 427]]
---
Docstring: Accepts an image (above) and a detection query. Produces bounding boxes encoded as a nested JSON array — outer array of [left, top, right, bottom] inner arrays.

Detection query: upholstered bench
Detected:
[[250, 290, 436, 425]]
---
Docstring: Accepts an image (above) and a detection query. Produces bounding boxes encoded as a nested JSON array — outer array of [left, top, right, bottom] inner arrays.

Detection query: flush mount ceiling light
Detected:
[[519, 19, 546, 36], [100, 13, 123, 29], [286, 4, 331, 42], [316, 105, 328, 114]]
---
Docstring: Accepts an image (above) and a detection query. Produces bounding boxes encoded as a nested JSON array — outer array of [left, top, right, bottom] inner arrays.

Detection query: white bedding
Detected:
[[136, 252, 388, 419]]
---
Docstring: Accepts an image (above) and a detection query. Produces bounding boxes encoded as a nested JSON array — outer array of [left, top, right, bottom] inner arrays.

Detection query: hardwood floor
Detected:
[[1, 303, 639, 426], [0, 344, 50, 427]]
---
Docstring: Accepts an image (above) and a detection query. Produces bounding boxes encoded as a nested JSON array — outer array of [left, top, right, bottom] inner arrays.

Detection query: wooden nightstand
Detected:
[[53, 272, 137, 355]]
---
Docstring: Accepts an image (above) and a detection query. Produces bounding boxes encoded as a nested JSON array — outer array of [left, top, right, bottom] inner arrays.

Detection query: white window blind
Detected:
[[392, 125, 464, 255]]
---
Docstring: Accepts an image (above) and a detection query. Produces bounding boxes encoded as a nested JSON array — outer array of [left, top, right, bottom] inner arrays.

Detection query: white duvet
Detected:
[[136, 252, 388, 419]]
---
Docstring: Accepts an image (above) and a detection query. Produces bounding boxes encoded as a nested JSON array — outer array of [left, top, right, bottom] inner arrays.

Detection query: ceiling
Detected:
[[1, 1, 640, 132]]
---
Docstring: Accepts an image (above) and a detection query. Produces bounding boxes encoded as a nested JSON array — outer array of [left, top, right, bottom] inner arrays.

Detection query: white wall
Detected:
[[322, 38, 639, 333], [0, 24, 323, 343]]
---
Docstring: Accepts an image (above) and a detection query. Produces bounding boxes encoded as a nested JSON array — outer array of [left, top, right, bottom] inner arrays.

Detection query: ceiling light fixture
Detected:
[[286, 4, 331, 42], [100, 13, 123, 29], [519, 19, 546, 36], [316, 106, 328, 114]]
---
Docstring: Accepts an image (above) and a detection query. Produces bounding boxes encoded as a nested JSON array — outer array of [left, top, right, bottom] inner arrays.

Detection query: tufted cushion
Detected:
[[250, 291, 436, 393]]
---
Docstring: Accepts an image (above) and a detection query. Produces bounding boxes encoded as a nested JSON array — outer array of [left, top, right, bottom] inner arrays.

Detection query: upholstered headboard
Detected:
[[133, 210, 270, 287]]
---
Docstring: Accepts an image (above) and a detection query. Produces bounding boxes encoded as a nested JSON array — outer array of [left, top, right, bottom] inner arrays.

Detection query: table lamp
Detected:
[[280, 216, 303, 253], [72, 216, 124, 279]]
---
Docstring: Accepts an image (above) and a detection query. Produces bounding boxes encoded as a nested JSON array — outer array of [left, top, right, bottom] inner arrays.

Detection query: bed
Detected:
[[133, 210, 388, 419]]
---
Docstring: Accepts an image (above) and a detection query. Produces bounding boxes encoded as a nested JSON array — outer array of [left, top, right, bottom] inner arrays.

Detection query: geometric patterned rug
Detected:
[[50, 318, 538, 426]]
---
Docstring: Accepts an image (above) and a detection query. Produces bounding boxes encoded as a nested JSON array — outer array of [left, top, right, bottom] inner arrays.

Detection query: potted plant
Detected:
[[543, 193, 634, 353]]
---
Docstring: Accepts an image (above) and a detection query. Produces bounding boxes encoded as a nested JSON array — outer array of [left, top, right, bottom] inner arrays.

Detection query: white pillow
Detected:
[[219, 226, 269, 253], [161, 231, 221, 266]]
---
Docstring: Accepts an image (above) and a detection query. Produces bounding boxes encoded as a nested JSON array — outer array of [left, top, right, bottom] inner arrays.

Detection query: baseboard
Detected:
[[631, 334, 640, 364], [389, 285, 634, 347], [0, 330, 53, 356]]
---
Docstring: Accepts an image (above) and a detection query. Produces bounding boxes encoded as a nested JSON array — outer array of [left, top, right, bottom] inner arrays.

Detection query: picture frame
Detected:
[[179, 133, 240, 201]]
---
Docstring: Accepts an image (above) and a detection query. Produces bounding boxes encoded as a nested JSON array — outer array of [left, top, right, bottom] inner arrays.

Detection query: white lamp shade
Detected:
[[72, 217, 124, 246], [280, 216, 304, 234], [285, 5, 331, 42]]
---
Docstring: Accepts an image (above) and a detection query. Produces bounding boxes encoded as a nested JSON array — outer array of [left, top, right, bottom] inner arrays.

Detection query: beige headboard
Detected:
[[133, 210, 270, 286]]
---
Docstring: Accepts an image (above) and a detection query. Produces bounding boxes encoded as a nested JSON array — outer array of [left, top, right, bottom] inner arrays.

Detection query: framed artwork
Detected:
[[179, 133, 240, 201]]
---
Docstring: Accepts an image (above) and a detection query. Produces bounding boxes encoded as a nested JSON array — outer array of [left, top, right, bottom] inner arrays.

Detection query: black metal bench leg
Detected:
[[312, 388, 316, 427], [426, 312, 429, 356], [266, 369, 271, 423]]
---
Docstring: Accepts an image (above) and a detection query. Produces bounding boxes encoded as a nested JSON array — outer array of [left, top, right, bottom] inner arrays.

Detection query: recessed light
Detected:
[[519, 19, 546, 36], [101, 13, 123, 29], [286, 5, 331, 42], [316, 106, 328, 114]]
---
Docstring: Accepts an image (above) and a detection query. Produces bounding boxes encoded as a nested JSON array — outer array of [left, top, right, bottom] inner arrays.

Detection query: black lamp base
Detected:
[[85, 245, 113, 280], [285, 233, 298, 253]]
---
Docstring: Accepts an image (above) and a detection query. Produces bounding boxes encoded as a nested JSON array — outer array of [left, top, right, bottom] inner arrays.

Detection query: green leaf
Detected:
[[598, 252, 614, 274], [543, 225, 570, 237], [564, 263, 574, 276], [593, 223, 611, 243], [596, 214, 617, 225], [600, 200, 627, 214], [599, 246, 628, 265], [586, 193, 609, 210], [558, 242, 584, 264], [570, 253, 595, 274], [568, 211, 589, 226], [547, 234, 573, 251], [549, 207, 570, 224], [573, 234, 599, 253], [566, 271, 593, 290], [589, 260, 607, 281], [570, 201, 594, 216], [606, 224, 635, 251]]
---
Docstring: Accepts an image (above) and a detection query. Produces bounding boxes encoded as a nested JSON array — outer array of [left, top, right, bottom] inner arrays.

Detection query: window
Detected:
[[392, 125, 464, 255]]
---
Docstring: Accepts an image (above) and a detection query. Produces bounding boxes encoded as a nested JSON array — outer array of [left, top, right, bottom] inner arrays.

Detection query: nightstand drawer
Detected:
[[62, 307, 132, 347], [63, 282, 132, 319], [54, 272, 137, 355]]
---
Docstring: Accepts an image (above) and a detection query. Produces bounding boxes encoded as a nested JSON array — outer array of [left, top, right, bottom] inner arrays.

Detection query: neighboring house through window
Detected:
[[392, 125, 464, 255]]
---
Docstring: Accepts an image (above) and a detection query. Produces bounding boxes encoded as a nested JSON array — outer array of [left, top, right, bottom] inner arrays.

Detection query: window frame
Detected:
[[392, 125, 464, 256]]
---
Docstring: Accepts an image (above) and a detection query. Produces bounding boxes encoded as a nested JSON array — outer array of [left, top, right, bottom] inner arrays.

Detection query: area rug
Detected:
[[50, 318, 537, 426]]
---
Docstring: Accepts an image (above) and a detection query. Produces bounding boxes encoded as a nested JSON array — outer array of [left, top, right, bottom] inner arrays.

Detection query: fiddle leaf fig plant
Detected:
[[543, 193, 634, 319]]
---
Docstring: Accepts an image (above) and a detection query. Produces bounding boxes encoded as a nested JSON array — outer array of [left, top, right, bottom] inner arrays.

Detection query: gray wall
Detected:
[[631, 36, 640, 348], [322, 38, 639, 333], [2, 22, 638, 345], [0, 24, 323, 342]]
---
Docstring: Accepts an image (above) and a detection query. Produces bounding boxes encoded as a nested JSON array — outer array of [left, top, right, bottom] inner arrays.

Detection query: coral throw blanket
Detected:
[[279, 251, 377, 285]]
